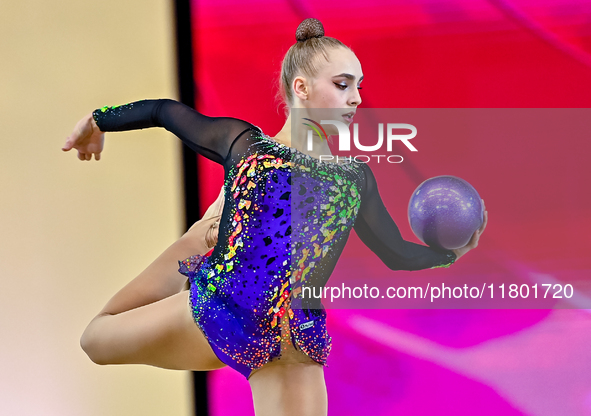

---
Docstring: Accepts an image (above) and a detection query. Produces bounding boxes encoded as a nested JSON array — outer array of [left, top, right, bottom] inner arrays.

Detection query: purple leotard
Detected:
[[93, 99, 456, 378]]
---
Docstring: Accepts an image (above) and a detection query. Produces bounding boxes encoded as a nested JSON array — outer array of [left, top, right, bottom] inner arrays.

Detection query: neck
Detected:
[[272, 112, 334, 160]]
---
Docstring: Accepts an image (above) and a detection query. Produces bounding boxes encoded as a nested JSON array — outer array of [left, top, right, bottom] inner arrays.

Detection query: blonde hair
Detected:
[[279, 18, 349, 108]]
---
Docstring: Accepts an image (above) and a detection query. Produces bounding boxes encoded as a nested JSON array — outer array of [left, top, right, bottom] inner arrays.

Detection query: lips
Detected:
[[342, 111, 356, 123]]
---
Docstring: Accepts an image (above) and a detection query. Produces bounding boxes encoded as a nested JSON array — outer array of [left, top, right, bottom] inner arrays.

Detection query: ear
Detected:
[[292, 75, 309, 101]]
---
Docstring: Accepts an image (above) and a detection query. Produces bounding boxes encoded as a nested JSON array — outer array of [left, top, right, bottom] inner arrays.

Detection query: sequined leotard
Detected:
[[93, 99, 456, 378]]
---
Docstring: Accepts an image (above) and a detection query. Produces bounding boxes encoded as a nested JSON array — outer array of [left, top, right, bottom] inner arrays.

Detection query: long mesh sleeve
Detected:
[[354, 163, 456, 271], [92, 99, 256, 164]]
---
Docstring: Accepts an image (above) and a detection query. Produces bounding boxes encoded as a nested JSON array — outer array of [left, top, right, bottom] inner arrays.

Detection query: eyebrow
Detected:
[[333, 73, 364, 83]]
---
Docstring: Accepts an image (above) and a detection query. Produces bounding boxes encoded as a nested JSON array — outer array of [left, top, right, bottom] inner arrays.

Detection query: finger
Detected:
[[214, 187, 225, 209], [478, 199, 487, 231], [77, 150, 85, 161], [85, 152, 91, 161], [479, 210, 488, 233], [468, 228, 480, 248], [62, 136, 74, 151], [94, 152, 101, 161]]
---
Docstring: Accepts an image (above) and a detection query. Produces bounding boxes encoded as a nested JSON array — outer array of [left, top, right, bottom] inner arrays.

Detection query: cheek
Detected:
[[314, 87, 341, 107]]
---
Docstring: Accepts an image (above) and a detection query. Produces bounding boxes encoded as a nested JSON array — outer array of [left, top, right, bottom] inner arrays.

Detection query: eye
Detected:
[[357, 86, 363, 90], [334, 82, 347, 90]]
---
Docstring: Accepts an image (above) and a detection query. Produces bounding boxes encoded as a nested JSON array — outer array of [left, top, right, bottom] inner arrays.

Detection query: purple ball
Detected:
[[408, 176, 483, 250]]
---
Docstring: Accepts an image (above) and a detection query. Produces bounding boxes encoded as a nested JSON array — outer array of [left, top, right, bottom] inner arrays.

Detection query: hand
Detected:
[[184, 187, 225, 250], [452, 199, 488, 261], [62, 112, 104, 161], [187, 185, 225, 232]]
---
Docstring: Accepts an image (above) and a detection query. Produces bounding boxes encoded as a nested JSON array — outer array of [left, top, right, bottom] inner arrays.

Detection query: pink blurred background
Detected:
[[190, 1, 591, 414]]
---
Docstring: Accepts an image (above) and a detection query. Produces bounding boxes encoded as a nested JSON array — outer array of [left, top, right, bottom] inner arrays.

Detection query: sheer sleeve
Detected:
[[92, 99, 256, 164], [353, 163, 456, 271]]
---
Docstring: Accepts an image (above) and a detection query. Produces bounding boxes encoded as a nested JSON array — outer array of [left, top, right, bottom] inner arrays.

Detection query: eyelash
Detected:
[[334, 83, 363, 90]]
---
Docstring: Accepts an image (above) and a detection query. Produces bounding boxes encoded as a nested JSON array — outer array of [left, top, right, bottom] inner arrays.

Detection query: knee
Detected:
[[80, 318, 110, 365]]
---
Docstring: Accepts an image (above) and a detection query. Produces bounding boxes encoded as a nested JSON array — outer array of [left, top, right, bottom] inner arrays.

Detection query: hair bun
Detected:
[[295, 18, 325, 42]]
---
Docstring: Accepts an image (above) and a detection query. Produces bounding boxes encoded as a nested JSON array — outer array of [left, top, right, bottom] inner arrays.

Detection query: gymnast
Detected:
[[62, 18, 487, 416]]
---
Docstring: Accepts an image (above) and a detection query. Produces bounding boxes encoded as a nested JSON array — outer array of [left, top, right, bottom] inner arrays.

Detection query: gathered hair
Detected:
[[279, 18, 349, 110]]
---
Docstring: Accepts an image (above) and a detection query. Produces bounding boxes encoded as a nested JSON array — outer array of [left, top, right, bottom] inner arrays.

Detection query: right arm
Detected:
[[63, 99, 256, 163]]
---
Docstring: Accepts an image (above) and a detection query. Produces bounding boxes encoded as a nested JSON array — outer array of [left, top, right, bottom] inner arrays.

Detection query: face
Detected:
[[293, 47, 363, 129]]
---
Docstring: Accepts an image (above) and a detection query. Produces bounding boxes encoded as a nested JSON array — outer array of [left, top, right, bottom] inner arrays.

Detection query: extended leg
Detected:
[[93, 185, 224, 316], [95, 216, 220, 316]]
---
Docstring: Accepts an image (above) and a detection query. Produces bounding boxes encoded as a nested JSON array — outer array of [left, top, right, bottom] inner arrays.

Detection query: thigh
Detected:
[[86, 290, 225, 371], [249, 359, 327, 416], [248, 321, 328, 416]]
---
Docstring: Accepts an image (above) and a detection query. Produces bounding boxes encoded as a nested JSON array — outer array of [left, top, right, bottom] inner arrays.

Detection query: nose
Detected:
[[349, 87, 362, 107]]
